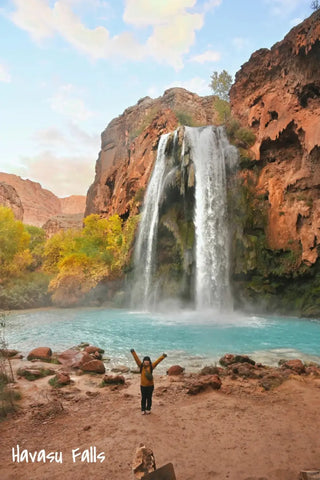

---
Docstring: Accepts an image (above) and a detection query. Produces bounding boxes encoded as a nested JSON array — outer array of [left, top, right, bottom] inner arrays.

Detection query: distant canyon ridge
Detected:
[[0, 172, 86, 233]]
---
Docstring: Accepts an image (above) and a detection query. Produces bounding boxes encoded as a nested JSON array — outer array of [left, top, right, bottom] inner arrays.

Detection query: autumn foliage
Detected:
[[0, 207, 139, 308]]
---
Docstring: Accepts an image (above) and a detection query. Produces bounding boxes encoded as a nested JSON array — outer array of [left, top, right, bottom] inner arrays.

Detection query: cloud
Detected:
[[32, 123, 100, 154], [10, 0, 205, 69], [203, 0, 222, 13], [189, 49, 220, 63], [49, 84, 94, 122], [166, 77, 211, 96], [18, 151, 95, 197], [0, 63, 11, 83]]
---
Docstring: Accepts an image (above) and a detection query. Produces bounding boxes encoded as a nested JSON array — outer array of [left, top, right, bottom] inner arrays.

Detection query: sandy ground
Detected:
[[1, 359, 320, 480]]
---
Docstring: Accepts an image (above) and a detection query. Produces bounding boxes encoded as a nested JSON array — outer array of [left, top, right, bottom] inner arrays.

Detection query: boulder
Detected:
[[17, 366, 55, 381], [259, 372, 285, 391], [80, 358, 105, 374], [219, 354, 255, 367], [103, 375, 125, 385], [0, 348, 19, 358], [227, 362, 262, 379], [58, 349, 86, 368], [84, 345, 105, 355], [280, 359, 305, 374], [200, 365, 222, 376], [186, 374, 222, 395], [27, 347, 52, 362], [167, 365, 185, 376]]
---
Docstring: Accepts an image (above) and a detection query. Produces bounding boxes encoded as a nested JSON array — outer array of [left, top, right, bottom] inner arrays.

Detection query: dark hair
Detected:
[[140, 356, 153, 373]]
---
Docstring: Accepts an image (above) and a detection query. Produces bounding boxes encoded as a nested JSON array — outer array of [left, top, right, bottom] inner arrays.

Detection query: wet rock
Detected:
[[219, 354, 256, 367], [27, 347, 52, 362], [102, 374, 125, 385], [186, 374, 222, 395], [167, 365, 185, 376], [84, 345, 105, 355]]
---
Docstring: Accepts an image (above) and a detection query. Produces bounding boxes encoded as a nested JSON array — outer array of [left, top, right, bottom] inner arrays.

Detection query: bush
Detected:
[[0, 272, 51, 310]]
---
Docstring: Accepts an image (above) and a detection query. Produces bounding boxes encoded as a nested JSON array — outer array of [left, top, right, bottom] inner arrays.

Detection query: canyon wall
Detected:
[[0, 182, 24, 220], [0, 172, 86, 228], [85, 88, 218, 219], [229, 10, 320, 315]]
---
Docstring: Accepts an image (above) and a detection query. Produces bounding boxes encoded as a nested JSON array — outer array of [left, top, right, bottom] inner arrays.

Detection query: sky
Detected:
[[0, 0, 314, 198]]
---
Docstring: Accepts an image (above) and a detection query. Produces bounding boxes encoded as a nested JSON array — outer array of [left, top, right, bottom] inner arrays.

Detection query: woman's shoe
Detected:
[[141, 411, 146, 415]]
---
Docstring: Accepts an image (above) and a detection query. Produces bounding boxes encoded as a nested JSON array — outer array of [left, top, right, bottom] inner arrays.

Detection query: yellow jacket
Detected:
[[131, 350, 166, 387]]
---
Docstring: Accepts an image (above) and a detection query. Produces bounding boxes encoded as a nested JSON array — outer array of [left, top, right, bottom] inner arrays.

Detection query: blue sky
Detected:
[[0, 0, 313, 197]]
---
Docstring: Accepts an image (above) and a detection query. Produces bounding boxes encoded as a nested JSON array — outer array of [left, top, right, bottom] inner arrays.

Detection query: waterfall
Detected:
[[132, 133, 171, 309], [185, 126, 237, 310], [132, 125, 237, 311]]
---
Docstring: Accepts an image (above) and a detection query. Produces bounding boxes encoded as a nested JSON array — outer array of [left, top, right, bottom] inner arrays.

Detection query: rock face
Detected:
[[0, 182, 24, 220], [0, 173, 86, 227], [60, 196, 87, 215], [42, 213, 84, 237], [85, 88, 218, 219], [230, 11, 320, 266]]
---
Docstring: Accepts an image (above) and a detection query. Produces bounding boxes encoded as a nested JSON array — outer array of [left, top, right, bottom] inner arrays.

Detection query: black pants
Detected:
[[140, 385, 154, 411]]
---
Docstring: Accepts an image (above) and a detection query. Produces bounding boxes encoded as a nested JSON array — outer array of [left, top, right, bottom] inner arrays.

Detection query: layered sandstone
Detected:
[[85, 88, 218, 218], [0, 182, 24, 220], [42, 213, 84, 237], [230, 10, 320, 265], [0, 173, 86, 227], [60, 195, 86, 215]]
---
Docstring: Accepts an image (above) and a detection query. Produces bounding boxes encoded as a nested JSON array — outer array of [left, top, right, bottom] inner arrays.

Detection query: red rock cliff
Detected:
[[0, 182, 24, 220], [85, 88, 218, 218], [0, 173, 86, 227], [230, 10, 320, 265]]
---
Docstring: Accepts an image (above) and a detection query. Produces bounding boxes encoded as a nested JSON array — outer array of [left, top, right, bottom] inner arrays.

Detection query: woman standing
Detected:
[[130, 349, 167, 415]]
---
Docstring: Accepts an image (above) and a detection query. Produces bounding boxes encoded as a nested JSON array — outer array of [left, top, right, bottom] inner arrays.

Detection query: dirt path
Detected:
[[1, 364, 320, 480]]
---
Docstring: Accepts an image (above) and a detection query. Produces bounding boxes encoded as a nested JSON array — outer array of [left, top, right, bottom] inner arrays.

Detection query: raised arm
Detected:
[[130, 349, 142, 368], [152, 353, 167, 369]]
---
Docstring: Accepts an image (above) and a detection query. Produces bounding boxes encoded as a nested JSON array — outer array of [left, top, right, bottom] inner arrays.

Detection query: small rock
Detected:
[[80, 359, 105, 374], [167, 365, 185, 376], [219, 353, 255, 367], [55, 372, 71, 385], [186, 374, 222, 395], [200, 365, 221, 375], [103, 375, 125, 385], [132, 444, 156, 479]]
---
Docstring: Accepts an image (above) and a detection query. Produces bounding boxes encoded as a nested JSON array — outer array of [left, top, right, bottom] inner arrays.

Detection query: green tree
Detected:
[[311, 0, 320, 10], [0, 207, 31, 281], [209, 70, 233, 101]]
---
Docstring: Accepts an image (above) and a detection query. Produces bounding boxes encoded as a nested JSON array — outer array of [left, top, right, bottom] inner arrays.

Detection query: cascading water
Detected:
[[132, 125, 237, 311], [132, 133, 171, 309], [184, 126, 237, 310]]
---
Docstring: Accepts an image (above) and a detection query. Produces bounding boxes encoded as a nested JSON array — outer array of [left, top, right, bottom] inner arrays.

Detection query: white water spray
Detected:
[[132, 126, 237, 310], [185, 126, 237, 309]]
